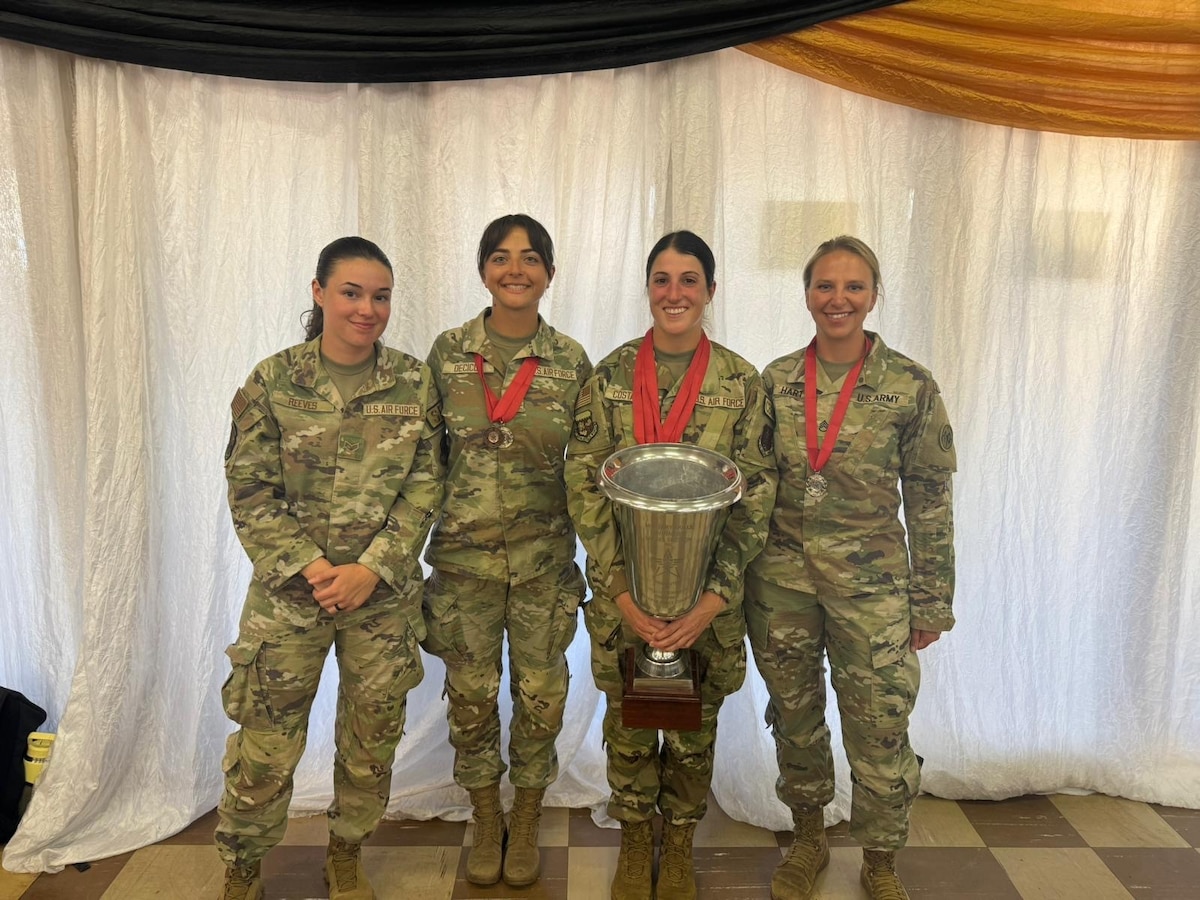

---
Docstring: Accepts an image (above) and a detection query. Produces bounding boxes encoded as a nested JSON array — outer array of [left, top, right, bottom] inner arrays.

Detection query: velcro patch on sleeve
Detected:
[[231, 387, 251, 419]]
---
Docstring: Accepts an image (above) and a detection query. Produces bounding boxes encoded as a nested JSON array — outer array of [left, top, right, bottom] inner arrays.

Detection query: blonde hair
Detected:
[[802, 235, 883, 294]]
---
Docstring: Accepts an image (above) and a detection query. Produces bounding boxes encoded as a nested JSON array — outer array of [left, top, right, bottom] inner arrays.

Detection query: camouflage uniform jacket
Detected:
[[750, 332, 956, 632], [565, 336, 776, 631], [425, 309, 592, 586], [226, 337, 445, 609]]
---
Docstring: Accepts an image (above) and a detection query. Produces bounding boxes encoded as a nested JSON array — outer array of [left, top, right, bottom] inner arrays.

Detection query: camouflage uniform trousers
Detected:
[[744, 571, 921, 850], [583, 593, 746, 825], [215, 578, 424, 867], [421, 563, 584, 790]]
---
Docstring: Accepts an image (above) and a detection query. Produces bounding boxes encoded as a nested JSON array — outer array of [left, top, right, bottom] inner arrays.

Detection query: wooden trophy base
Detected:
[[621, 647, 702, 732]]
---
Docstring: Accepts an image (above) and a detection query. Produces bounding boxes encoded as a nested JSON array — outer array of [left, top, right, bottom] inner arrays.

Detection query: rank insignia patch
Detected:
[[338, 434, 366, 460]]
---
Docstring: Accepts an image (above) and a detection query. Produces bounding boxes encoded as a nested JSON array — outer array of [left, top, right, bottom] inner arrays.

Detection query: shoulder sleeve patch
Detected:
[[574, 384, 592, 415], [758, 423, 774, 457], [938, 423, 953, 452], [231, 387, 251, 419], [574, 412, 599, 443]]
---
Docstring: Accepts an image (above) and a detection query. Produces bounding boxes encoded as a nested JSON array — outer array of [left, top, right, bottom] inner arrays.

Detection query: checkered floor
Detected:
[[4, 793, 1199, 898]]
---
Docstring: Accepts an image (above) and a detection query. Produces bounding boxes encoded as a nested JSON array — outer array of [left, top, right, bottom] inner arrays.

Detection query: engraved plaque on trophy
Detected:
[[597, 443, 744, 731]]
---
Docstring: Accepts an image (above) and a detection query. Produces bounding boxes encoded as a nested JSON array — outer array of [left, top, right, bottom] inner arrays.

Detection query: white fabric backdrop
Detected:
[[2, 38, 1198, 874]]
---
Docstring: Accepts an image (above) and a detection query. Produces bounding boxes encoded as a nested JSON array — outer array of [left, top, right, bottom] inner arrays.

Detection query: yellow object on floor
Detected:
[[23, 731, 55, 785]]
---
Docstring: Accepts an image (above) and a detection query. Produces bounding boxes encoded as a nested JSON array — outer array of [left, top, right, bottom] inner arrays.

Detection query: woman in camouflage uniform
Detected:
[[422, 215, 591, 888], [216, 237, 445, 900], [564, 231, 776, 900], [747, 236, 956, 900]]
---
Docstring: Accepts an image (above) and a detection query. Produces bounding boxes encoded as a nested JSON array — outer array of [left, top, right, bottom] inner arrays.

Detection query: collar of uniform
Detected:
[[290, 337, 396, 395], [461, 307, 551, 362], [656, 332, 724, 400], [785, 330, 886, 392]]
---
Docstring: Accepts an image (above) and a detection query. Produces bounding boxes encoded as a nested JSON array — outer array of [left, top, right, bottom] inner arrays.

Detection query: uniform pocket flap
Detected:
[[224, 638, 263, 667], [710, 609, 747, 648]]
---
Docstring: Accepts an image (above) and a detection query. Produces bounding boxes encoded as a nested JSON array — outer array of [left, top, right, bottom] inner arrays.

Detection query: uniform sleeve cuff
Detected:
[[608, 569, 629, 598]]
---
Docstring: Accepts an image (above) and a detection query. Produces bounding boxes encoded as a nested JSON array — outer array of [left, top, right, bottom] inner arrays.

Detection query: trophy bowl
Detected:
[[597, 443, 744, 679]]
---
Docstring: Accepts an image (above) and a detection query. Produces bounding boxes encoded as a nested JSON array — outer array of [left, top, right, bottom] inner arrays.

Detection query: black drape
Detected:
[[0, 688, 46, 843], [0, 1, 903, 82]]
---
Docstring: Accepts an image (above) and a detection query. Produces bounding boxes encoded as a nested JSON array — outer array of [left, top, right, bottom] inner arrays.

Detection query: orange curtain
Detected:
[[741, 0, 1200, 139]]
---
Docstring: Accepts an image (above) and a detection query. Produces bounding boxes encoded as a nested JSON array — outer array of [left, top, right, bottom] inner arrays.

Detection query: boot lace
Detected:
[[222, 866, 258, 900], [782, 816, 824, 869], [509, 797, 540, 844], [620, 822, 654, 878], [863, 852, 908, 900], [473, 792, 504, 845], [659, 823, 696, 886], [329, 842, 360, 889]]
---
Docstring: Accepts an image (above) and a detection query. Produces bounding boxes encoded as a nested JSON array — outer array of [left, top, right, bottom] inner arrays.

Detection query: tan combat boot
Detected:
[[771, 808, 829, 899], [467, 784, 506, 885], [218, 862, 263, 900], [860, 849, 911, 900], [503, 786, 544, 886], [324, 836, 374, 899], [656, 820, 698, 900], [610, 819, 654, 900]]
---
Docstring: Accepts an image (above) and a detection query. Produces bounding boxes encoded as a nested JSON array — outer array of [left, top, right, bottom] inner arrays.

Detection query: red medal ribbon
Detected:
[[474, 353, 540, 424], [632, 328, 712, 444], [804, 337, 872, 475]]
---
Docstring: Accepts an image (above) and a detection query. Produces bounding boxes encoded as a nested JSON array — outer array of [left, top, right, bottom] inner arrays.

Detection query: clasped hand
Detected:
[[301, 558, 380, 615], [615, 589, 725, 653]]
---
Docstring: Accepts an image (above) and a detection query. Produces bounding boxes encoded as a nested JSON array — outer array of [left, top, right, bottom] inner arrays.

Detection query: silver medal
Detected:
[[806, 472, 828, 500]]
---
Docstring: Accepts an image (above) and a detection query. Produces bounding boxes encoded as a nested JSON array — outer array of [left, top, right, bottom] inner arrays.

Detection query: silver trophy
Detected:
[[597, 443, 744, 682]]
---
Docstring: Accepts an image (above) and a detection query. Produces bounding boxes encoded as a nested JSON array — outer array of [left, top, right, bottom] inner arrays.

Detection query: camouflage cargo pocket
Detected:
[[699, 638, 747, 702], [709, 608, 747, 648], [420, 573, 469, 663], [393, 616, 426, 697], [548, 588, 581, 657], [867, 606, 911, 672], [221, 638, 277, 729], [866, 604, 919, 726], [548, 564, 586, 657], [583, 596, 625, 698], [902, 752, 922, 802]]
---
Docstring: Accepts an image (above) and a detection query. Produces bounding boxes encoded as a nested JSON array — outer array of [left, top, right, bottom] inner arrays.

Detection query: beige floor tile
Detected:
[[539, 806, 570, 846], [0, 866, 39, 900], [100, 845, 225, 899], [566, 846, 620, 900], [907, 795, 987, 847], [812, 846, 870, 900], [694, 801, 779, 847], [1050, 795, 1191, 848], [365, 846, 458, 900], [278, 811, 329, 845], [993, 847, 1133, 899]]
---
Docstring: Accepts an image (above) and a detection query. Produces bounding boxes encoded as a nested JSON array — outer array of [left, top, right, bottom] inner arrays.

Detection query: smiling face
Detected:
[[481, 226, 553, 321], [647, 247, 715, 353], [311, 257, 393, 365], [805, 249, 877, 360]]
